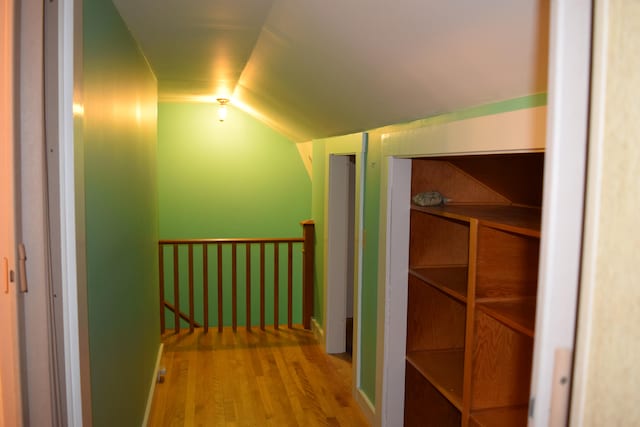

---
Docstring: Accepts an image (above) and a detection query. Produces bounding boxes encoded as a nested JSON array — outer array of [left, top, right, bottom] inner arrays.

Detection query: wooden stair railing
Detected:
[[159, 221, 314, 334], [163, 301, 202, 328]]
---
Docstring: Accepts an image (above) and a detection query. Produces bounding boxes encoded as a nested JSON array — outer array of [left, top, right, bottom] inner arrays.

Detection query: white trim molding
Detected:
[[142, 344, 164, 427], [355, 387, 376, 427]]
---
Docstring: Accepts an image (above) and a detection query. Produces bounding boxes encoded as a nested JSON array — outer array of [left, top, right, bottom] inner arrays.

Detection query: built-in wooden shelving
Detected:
[[404, 154, 543, 427]]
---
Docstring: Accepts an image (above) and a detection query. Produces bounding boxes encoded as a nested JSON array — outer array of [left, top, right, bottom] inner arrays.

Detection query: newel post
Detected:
[[301, 220, 315, 330]]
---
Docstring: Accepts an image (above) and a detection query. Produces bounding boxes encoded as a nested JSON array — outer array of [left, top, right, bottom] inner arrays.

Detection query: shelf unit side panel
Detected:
[[469, 406, 528, 427], [409, 211, 469, 267], [411, 159, 511, 205], [445, 153, 545, 207], [471, 310, 534, 410], [405, 362, 462, 427], [407, 275, 467, 353], [475, 226, 540, 299]]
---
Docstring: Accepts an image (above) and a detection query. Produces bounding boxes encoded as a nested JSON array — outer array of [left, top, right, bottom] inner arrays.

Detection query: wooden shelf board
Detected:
[[412, 204, 541, 237], [406, 349, 464, 410], [476, 297, 536, 337], [409, 266, 468, 302], [470, 406, 528, 427]]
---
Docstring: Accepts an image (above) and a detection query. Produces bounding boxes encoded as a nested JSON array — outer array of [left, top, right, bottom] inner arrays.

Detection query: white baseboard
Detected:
[[311, 317, 324, 349], [142, 343, 164, 427], [355, 387, 376, 426]]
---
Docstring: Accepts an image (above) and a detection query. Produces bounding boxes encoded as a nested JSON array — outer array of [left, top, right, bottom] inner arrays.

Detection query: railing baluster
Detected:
[[301, 221, 315, 330], [246, 243, 251, 331], [158, 224, 315, 334], [288, 242, 293, 329], [274, 243, 279, 330], [159, 244, 165, 334], [260, 242, 265, 331], [203, 244, 209, 333], [188, 244, 195, 333], [173, 244, 180, 334], [217, 243, 223, 333], [232, 243, 237, 332]]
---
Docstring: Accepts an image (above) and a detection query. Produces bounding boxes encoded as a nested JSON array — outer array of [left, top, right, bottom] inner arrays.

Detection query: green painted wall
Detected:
[[82, 0, 160, 425], [311, 94, 547, 405], [157, 102, 311, 326], [359, 132, 381, 400]]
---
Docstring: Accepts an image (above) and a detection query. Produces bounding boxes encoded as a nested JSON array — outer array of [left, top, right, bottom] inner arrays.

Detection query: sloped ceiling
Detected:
[[112, 0, 550, 142]]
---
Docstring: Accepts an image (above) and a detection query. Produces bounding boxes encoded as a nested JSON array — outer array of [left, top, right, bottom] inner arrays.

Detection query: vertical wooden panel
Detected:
[[260, 243, 265, 330], [288, 242, 293, 328], [274, 243, 280, 330], [246, 243, 251, 331], [232, 243, 237, 332], [159, 244, 165, 334], [301, 221, 315, 330], [189, 243, 195, 332], [203, 244, 209, 333], [217, 244, 223, 333], [188, 244, 195, 333], [173, 244, 180, 334], [462, 219, 478, 425]]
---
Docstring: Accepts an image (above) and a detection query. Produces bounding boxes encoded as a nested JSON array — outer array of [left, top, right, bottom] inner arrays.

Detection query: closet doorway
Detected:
[[326, 154, 357, 357]]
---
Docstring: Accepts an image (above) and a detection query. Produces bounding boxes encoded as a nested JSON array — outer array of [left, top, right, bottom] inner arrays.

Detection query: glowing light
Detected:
[[72, 103, 85, 117], [216, 98, 229, 122]]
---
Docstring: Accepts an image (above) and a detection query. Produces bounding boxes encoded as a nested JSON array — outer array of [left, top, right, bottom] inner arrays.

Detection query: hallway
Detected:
[[148, 328, 369, 426]]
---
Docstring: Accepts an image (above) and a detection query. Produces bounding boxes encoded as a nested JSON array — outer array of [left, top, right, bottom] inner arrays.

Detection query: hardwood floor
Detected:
[[148, 327, 370, 427]]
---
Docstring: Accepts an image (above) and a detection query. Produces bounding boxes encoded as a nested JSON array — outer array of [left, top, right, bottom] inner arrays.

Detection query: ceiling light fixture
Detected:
[[216, 98, 229, 122]]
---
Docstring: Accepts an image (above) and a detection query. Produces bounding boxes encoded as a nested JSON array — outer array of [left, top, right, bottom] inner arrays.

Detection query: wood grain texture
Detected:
[[149, 328, 369, 427], [471, 310, 533, 410], [414, 205, 541, 237], [173, 244, 180, 334], [469, 406, 528, 427], [409, 266, 468, 302], [411, 159, 511, 205], [406, 275, 466, 353], [475, 225, 539, 299], [245, 243, 251, 332], [189, 244, 195, 333], [203, 245, 209, 333], [409, 211, 469, 267], [406, 349, 465, 409], [462, 219, 479, 426], [404, 362, 461, 427], [232, 243, 237, 332], [476, 297, 536, 337], [445, 153, 544, 207], [217, 244, 223, 333], [159, 244, 166, 334]]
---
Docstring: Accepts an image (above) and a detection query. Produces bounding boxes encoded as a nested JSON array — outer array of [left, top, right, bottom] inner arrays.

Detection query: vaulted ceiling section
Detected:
[[112, 0, 550, 142]]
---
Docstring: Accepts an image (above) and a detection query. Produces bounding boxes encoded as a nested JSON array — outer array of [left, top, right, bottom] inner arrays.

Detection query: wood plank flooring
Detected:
[[148, 327, 370, 427]]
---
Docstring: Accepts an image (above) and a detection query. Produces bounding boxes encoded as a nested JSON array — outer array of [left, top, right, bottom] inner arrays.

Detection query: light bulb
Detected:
[[217, 98, 229, 122]]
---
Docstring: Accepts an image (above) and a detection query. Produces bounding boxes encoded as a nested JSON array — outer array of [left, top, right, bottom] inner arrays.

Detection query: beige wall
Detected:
[[572, 0, 640, 425]]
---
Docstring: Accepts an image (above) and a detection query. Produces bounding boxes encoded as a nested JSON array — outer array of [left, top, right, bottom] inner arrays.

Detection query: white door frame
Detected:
[[375, 107, 548, 427], [529, 1, 592, 426], [325, 154, 355, 354], [50, 0, 86, 424], [322, 133, 367, 395]]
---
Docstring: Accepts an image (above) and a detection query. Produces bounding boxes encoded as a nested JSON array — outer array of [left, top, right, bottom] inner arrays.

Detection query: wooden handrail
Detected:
[[158, 221, 315, 334], [159, 237, 304, 244]]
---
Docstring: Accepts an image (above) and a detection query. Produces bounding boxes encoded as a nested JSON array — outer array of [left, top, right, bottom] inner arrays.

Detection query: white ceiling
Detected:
[[112, 0, 550, 142]]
